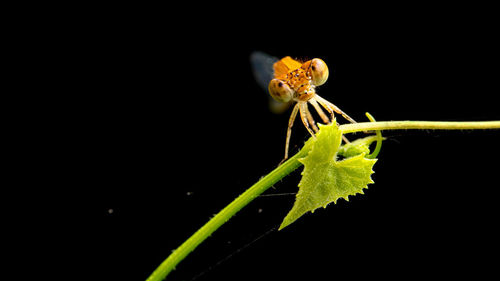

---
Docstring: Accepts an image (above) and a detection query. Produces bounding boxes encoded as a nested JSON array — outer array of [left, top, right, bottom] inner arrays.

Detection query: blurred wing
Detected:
[[250, 51, 292, 114], [268, 98, 293, 114], [250, 51, 278, 92]]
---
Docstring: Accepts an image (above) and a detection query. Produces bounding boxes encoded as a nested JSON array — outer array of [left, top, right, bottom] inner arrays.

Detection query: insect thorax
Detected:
[[285, 68, 315, 102]]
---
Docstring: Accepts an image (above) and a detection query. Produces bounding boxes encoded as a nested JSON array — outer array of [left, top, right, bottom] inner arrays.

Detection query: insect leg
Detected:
[[314, 95, 354, 144], [314, 94, 357, 124], [305, 104, 319, 133], [283, 103, 300, 162], [299, 102, 317, 138], [309, 97, 330, 124]]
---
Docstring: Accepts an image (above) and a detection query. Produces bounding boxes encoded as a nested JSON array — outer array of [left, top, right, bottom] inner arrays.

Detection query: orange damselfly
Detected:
[[250, 51, 356, 161]]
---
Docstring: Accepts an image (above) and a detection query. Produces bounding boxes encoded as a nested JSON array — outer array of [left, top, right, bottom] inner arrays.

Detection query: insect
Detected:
[[250, 51, 356, 162]]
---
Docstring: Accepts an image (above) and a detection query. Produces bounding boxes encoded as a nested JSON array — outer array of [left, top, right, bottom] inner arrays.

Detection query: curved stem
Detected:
[[146, 142, 312, 281], [365, 113, 382, 159], [147, 119, 500, 281]]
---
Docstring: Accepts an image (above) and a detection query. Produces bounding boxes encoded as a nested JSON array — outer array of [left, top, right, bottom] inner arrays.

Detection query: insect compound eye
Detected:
[[309, 58, 329, 86], [268, 79, 293, 103]]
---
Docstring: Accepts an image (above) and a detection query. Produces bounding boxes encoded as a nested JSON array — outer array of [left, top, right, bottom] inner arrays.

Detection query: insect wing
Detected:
[[250, 51, 278, 92], [250, 51, 292, 114]]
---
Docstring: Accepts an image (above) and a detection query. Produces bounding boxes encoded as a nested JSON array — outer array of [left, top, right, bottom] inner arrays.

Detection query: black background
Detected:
[[32, 3, 499, 281]]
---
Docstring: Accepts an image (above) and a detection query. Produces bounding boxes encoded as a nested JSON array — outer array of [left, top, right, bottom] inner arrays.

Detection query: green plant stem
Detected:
[[146, 141, 312, 281], [147, 119, 499, 281], [365, 113, 382, 159], [340, 120, 500, 134]]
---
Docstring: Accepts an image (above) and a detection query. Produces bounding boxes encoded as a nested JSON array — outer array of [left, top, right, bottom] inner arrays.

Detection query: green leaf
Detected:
[[279, 122, 377, 230]]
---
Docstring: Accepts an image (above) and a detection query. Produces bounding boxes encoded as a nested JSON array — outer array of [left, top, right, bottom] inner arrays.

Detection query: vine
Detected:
[[146, 116, 500, 281]]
